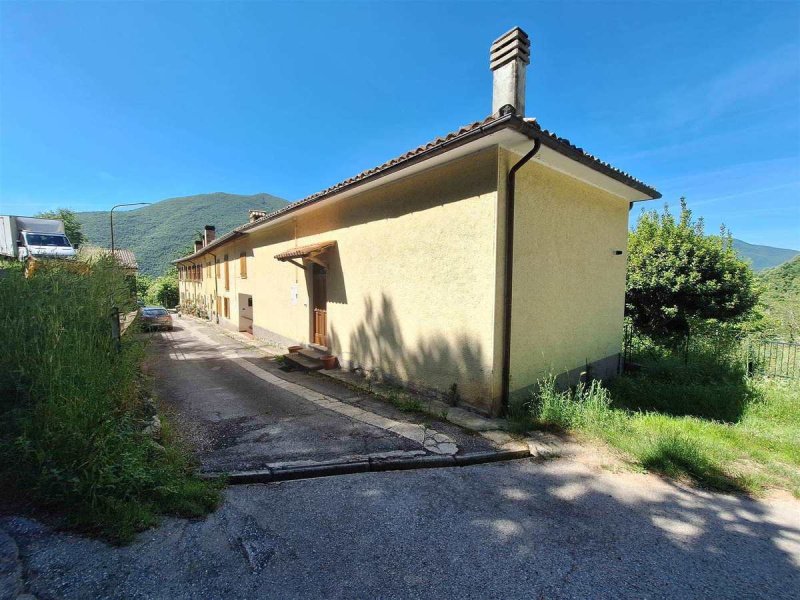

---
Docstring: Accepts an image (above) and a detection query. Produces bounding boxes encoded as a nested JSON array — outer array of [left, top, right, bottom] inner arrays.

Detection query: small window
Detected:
[[223, 297, 230, 319], [224, 255, 230, 291], [247, 297, 253, 307], [240, 252, 247, 279]]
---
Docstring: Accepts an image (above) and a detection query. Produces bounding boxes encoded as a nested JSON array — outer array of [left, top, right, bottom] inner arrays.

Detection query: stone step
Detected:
[[298, 346, 328, 360], [284, 352, 324, 371]]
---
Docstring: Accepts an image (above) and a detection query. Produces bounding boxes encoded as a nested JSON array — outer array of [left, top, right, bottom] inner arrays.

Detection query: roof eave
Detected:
[[172, 231, 246, 263], [508, 118, 661, 200], [174, 114, 660, 264]]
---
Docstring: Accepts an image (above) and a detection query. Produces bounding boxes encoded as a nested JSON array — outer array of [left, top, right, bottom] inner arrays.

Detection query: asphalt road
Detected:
[[4, 457, 798, 599], [145, 319, 492, 472]]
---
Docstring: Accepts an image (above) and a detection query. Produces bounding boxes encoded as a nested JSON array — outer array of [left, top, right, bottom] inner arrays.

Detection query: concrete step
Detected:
[[284, 352, 324, 371], [298, 347, 328, 360]]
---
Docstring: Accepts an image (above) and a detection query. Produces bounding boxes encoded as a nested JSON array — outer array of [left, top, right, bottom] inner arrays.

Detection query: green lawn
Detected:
[[521, 365, 800, 497]]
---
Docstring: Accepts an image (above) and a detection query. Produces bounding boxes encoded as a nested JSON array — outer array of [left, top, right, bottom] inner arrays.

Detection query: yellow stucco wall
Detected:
[[499, 148, 630, 399], [181, 147, 501, 412], [178, 145, 632, 414]]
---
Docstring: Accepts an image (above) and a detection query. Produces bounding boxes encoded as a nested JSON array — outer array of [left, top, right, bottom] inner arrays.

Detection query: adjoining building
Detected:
[[176, 27, 660, 415], [79, 245, 139, 274]]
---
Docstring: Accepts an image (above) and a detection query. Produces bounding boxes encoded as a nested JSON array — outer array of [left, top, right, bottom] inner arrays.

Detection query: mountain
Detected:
[[759, 255, 800, 340], [733, 239, 800, 272], [76, 193, 288, 276]]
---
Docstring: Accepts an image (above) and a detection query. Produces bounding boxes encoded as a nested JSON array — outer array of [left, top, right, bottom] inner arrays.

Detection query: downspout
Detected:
[[500, 138, 541, 412], [208, 252, 220, 324]]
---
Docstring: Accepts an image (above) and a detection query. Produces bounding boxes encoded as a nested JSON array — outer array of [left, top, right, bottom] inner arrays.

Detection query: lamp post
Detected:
[[110, 203, 151, 254]]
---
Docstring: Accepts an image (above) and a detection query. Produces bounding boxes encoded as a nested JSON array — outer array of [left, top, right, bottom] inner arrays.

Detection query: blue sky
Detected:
[[1, 1, 798, 248]]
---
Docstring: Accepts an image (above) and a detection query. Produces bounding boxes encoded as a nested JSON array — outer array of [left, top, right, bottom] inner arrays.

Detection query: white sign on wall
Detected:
[[290, 284, 298, 305]]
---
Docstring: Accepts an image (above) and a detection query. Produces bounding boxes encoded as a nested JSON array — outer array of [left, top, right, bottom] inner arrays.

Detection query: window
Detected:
[[215, 260, 220, 278], [24, 233, 70, 247], [224, 255, 230, 290], [240, 252, 247, 279], [223, 297, 230, 319], [216, 296, 221, 316]]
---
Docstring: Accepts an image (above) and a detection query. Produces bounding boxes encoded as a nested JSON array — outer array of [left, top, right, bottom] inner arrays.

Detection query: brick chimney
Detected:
[[194, 240, 203, 253], [490, 27, 530, 116], [203, 225, 216, 246]]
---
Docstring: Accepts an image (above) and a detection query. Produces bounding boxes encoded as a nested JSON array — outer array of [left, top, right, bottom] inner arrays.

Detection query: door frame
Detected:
[[310, 263, 328, 349]]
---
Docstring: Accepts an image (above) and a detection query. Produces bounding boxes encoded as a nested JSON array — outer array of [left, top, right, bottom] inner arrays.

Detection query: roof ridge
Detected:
[[174, 114, 659, 263]]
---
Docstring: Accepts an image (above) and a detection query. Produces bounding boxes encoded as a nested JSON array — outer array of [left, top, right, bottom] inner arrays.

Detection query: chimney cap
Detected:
[[204, 225, 215, 231], [490, 26, 531, 71]]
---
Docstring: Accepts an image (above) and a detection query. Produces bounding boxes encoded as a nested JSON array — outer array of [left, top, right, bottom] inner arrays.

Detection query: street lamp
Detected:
[[110, 203, 151, 254]]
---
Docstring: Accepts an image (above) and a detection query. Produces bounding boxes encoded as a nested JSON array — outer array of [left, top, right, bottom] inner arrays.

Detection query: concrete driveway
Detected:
[[3, 456, 798, 599], [145, 317, 493, 473]]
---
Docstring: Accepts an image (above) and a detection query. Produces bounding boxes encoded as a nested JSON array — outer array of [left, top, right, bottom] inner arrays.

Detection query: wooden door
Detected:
[[312, 264, 327, 347]]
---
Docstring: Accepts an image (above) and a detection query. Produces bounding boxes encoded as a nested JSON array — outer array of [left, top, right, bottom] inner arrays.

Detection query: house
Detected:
[[175, 27, 660, 416], [79, 245, 139, 273]]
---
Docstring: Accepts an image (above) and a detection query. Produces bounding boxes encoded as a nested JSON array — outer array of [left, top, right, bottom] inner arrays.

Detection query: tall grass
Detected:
[[525, 363, 799, 496], [0, 259, 220, 542]]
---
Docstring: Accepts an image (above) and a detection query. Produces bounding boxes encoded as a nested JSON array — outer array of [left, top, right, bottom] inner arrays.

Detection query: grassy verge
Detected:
[[0, 259, 221, 543], [521, 360, 799, 496]]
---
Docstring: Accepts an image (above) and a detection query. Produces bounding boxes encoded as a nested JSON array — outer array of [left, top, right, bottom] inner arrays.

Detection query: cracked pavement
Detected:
[[2, 457, 798, 599], [145, 318, 491, 473]]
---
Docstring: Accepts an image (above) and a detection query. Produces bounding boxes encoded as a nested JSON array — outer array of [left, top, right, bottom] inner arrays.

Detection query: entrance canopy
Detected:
[[274, 240, 336, 269]]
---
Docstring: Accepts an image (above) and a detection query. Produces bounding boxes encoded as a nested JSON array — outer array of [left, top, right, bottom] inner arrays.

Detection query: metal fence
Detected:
[[623, 326, 800, 380], [747, 339, 800, 380]]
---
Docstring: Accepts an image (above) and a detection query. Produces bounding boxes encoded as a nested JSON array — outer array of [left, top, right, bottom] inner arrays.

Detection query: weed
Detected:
[[523, 360, 799, 496], [0, 259, 221, 543]]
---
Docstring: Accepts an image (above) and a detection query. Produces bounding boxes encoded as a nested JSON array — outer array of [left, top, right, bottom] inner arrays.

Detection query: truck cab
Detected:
[[19, 231, 77, 259], [0, 215, 78, 261]]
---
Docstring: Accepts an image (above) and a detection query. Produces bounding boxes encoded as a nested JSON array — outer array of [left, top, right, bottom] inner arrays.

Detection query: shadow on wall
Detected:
[[329, 293, 490, 410], [323, 245, 347, 305]]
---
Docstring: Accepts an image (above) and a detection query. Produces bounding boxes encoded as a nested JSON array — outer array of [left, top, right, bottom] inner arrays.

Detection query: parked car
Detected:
[[140, 306, 173, 331]]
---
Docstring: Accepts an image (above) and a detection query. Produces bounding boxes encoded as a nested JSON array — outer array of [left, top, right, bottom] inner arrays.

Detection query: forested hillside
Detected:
[[76, 192, 287, 275], [759, 255, 800, 340], [733, 239, 799, 271]]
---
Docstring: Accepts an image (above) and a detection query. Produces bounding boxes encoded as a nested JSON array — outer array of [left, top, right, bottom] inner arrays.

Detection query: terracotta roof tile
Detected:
[[80, 245, 138, 270], [274, 240, 336, 261], [176, 113, 659, 263]]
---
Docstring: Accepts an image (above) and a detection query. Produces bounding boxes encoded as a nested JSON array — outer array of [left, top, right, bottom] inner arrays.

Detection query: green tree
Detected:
[[626, 198, 759, 343], [146, 276, 179, 308], [34, 208, 86, 248], [135, 274, 154, 299]]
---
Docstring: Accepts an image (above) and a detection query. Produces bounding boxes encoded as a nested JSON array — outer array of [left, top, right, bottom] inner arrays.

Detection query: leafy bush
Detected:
[[626, 198, 759, 344], [0, 259, 220, 542]]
